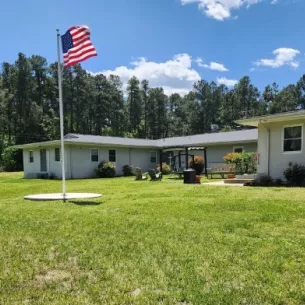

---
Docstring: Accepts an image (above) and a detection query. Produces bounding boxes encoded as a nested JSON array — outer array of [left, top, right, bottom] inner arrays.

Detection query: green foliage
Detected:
[[223, 151, 257, 174], [122, 164, 134, 176], [284, 162, 305, 186], [189, 156, 205, 175], [157, 162, 171, 175], [96, 161, 116, 178], [1, 147, 23, 172]]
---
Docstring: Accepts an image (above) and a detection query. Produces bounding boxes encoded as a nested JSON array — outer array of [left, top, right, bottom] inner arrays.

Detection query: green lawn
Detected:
[[1, 173, 305, 305]]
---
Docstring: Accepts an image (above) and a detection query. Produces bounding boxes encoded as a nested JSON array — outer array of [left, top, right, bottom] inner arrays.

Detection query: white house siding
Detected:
[[257, 124, 270, 177], [257, 120, 305, 179], [167, 142, 257, 169], [129, 148, 160, 173], [23, 147, 71, 179], [69, 146, 159, 178]]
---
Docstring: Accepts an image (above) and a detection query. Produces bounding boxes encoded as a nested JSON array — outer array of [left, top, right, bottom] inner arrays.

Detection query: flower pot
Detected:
[[195, 176, 202, 184]]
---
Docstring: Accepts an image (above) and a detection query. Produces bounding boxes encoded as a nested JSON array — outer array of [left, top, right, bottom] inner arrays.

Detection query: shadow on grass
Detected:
[[69, 201, 102, 206]]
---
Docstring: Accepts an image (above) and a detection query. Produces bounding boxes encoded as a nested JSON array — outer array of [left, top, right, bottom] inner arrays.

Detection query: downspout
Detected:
[[260, 122, 270, 176]]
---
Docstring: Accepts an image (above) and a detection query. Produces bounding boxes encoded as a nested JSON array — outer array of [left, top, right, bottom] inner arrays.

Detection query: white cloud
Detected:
[[271, 0, 278, 4], [90, 54, 201, 96], [181, 0, 262, 21], [217, 77, 238, 87], [254, 48, 300, 68], [196, 58, 229, 71]]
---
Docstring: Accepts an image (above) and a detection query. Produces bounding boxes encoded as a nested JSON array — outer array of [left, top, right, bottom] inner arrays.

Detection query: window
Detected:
[[29, 151, 34, 163], [91, 149, 99, 162], [283, 125, 302, 152], [55, 148, 60, 162], [150, 151, 157, 163], [109, 150, 116, 162], [233, 146, 244, 153]]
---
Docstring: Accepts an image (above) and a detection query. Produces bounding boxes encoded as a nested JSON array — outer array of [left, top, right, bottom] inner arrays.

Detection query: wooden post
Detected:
[[204, 147, 208, 177], [178, 151, 181, 169], [185, 147, 188, 169]]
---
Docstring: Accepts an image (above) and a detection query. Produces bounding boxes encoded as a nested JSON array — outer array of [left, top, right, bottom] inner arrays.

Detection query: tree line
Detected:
[[1, 52, 305, 161]]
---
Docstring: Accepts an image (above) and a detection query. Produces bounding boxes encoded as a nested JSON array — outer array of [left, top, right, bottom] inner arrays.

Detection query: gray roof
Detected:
[[64, 133, 158, 148], [15, 129, 258, 149], [157, 129, 258, 148]]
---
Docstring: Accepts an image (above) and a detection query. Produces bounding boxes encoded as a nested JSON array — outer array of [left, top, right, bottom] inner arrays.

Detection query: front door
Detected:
[[40, 149, 47, 172]]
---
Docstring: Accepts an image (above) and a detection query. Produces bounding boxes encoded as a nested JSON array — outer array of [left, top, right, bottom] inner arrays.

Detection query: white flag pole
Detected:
[[56, 29, 66, 201]]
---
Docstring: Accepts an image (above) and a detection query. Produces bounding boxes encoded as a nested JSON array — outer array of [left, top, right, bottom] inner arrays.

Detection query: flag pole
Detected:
[[56, 29, 66, 201]]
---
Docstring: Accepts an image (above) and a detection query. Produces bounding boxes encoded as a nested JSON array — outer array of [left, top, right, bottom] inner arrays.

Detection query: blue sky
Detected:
[[1, 0, 305, 95]]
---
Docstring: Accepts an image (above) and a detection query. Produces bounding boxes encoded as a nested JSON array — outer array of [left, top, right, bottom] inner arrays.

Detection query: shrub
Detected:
[[96, 161, 116, 178], [223, 151, 257, 175], [122, 165, 134, 176], [1, 147, 23, 172], [157, 162, 171, 175], [189, 156, 204, 175], [252, 175, 274, 187], [245, 175, 285, 187], [284, 162, 305, 186]]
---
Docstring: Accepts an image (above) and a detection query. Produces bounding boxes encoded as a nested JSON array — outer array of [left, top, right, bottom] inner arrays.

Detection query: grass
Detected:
[[1, 173, 305, 304]]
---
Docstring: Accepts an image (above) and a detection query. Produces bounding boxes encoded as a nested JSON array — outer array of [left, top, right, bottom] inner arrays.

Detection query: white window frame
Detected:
[[109, 149, 116, 162], [91, 149, 99, 162], [29, 150, 34, 163], [55, 148, 60, 162], [282, 124, 303, 154], [233, 146, 244, 153], [150, 151, 157, 163]]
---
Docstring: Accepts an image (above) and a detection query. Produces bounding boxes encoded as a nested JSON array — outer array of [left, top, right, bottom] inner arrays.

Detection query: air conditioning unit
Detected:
[[211, 124, 219, 133]]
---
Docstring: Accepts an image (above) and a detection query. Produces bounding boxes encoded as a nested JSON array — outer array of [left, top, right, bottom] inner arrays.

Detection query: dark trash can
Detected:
[[184, 169, 196, 184]]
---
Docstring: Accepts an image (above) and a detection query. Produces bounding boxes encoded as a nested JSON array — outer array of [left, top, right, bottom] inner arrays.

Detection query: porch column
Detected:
[[178, 151, 181, 168], [185, 147, 188, 169], [204, 147, 208, 177], [159, 150, 163, 174]]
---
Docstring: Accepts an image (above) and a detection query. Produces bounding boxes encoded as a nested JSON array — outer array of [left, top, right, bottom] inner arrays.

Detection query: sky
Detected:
[[1, 0, 305, 95]]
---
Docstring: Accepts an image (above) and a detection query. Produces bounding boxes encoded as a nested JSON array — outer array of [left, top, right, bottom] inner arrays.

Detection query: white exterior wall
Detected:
[[168, 142, 257, 169], [23, 147, 71, 179], [69, 146, 160, 179], [22, 141, 257, 179], [257, 120, 305, 179]]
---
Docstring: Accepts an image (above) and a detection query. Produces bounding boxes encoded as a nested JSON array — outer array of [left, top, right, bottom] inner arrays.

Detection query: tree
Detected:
[[141, 79, 149, 138], [127, 76, 142, 134]]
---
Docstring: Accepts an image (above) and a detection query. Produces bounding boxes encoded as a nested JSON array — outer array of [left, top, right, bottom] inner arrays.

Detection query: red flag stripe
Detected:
[[64, 51, 98, 67], [63, 41, 93, 57], [64, 46, 97, 62]]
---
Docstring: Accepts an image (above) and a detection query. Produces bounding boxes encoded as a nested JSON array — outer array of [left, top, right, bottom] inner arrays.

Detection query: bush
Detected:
[[157, 162, 171, 175], [284, 162, 305, 186], [189, 156, 204, 175], [122, 165, 134, 176], [223, 151, 257, 175], [251, 175, 274, 187], [1, 147, 23, 172], [96, 161, 116, 178], [245, 175, 284, 187]]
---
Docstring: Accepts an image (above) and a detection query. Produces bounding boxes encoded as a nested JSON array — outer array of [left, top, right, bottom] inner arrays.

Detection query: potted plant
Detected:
[[189, 156, 205, 176]]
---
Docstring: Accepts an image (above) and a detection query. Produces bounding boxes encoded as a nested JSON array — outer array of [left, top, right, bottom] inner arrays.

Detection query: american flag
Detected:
[[61, 25, 97, 67]]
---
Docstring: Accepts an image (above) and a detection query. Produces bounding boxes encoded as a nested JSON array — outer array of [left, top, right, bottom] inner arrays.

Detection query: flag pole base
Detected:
[[24, 193, 102, 202]]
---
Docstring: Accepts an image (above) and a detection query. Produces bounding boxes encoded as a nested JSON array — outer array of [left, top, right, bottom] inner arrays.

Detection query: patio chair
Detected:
[[148, 169, 162, 181], [135, 167, 148, 181]]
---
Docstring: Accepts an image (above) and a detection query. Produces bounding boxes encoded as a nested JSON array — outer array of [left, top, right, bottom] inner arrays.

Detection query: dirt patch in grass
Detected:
[[34, 269, 72, 288]]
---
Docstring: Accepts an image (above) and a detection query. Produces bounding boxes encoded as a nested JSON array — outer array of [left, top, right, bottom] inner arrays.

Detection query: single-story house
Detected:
[[237, 110, 305, 179], [15, 130, 258, 179]]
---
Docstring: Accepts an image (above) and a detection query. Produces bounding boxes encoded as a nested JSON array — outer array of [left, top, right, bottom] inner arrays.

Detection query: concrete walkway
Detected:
[[203, 181, 244, 187]]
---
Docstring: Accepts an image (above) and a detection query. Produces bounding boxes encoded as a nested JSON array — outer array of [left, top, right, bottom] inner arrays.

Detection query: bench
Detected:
[[206, 164, 234, 179]]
